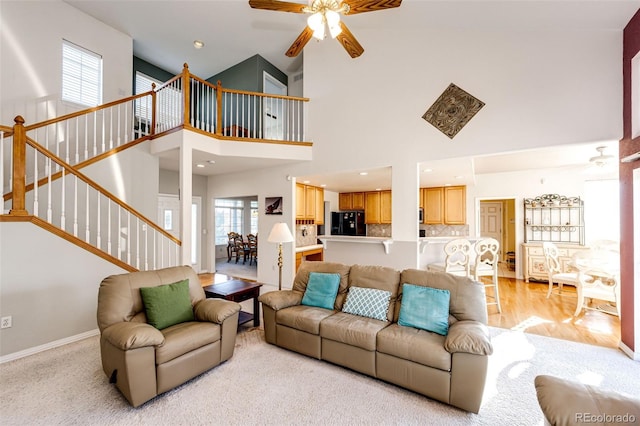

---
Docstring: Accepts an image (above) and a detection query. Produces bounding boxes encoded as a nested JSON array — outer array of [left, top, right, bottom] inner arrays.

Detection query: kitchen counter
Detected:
[[295, 244, 323, 253], [318, 235, 393, 254]]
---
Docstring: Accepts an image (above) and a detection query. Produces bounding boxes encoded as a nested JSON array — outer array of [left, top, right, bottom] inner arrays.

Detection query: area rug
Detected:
[[1, 327, 638, 425]]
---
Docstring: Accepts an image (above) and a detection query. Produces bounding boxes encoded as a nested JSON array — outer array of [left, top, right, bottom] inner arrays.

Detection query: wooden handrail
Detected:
[[0, 125, 13, 136], [23, 92, 153, 132], [24, 137, 181, 245], [220, 86, 309, 102]]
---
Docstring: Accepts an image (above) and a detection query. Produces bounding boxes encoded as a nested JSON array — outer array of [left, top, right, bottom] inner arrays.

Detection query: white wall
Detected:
[[0, 222, 126, 357], [0, 1, 132, 124]]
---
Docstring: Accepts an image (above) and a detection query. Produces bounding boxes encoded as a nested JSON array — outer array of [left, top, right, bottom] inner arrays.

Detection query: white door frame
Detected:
[[263, 71, 287, 140]]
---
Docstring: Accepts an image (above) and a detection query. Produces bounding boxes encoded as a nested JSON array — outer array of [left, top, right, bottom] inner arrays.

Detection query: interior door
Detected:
[[263, 71, 287, 140], [480, 201, 503, 258]]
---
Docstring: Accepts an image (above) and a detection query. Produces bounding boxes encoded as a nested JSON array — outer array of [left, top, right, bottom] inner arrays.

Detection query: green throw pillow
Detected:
[[140, 279, 194, 330], [398, 283, 450, 336], [301, 272, 341, 310]]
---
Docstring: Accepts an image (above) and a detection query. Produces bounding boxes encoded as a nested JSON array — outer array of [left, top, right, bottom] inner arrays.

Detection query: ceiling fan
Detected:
[[248, 0, 402, 58], [589, 146, 614, 167]]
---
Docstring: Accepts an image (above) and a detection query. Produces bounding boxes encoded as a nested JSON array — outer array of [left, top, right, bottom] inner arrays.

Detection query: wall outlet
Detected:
[[1, 316, 12, 329]]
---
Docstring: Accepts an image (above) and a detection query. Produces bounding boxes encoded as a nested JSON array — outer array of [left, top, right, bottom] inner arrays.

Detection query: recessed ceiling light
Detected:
[[455, 175, 464, 179], [196, 163, 205, 168], [320, 184, 327, 187], [422, 168, 433, 173], [303, 180, 310, 184], [193, 40, 204, 49], [207, 160, 216, 164], [444, 183, 452, 186], [359, 172, 368, 176], [375, 188, 382, 191]]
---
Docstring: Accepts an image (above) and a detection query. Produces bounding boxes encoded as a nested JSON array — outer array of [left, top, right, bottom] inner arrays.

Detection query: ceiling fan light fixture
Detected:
[[325, 10, 342, 38], [589, 146, 614, 167], [307, 12, 326, 40]]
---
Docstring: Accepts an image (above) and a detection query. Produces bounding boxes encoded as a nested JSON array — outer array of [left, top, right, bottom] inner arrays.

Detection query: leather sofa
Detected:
[[97, 265, 241, 407], [259, 261, 493, 413]]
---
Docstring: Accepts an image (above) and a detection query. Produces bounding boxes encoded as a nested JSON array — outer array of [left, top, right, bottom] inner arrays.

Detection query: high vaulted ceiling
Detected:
[[62, 0, 638, 191]]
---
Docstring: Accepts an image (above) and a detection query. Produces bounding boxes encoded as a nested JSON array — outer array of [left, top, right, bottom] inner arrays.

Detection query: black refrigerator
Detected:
[[331, 211, 366, 236]]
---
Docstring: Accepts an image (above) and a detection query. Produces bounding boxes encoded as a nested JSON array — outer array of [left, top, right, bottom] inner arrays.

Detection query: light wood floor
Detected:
[[200, 272, 621, 349]]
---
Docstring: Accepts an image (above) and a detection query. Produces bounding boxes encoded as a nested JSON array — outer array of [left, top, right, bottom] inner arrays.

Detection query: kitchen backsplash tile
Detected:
[[421, 224, 469, 237], [296, 224, 318, 247], [367, 224, 392, 237]]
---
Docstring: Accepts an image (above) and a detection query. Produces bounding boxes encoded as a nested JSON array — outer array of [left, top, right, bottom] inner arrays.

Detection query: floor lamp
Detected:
[[267, 222, 294, 290]]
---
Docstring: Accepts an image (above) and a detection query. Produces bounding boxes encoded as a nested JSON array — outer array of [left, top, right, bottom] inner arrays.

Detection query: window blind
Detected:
[[62, 40, 102, 107]]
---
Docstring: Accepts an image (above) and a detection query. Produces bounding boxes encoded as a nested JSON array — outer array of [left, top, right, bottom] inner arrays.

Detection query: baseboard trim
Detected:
[[619, 340, 639, 361], [0, 329, 99, 364]]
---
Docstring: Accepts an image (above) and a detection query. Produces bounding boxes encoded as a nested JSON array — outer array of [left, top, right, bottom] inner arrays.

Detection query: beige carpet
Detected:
[[1, 327, 638, 425]]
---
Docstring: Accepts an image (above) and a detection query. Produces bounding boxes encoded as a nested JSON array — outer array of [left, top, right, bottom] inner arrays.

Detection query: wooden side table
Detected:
[[203, 279, 263, 327]]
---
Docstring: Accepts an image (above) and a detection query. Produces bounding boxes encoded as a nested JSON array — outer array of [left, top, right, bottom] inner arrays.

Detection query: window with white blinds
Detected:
[[135, 71, 181, 126], [62, 40, 102, 107]]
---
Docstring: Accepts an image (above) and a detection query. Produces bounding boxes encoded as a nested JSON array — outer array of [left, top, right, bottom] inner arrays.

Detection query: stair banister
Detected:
[[182, 63, 191, 127], [10, 116, 27, 216]]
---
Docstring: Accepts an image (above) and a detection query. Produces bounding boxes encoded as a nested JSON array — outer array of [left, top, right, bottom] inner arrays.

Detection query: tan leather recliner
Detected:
[[97, 265, 241, 407]]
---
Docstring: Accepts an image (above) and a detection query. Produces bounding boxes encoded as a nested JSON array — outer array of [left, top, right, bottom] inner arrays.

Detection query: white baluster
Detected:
[[85, 183, 90, 242], [33, 148, 39, 216], [46, 157, 52, 223], [127, 213, 131, 265], [118, 207, 122, 260], [153, 231, 157, 270], [65, 120, 70, 164], [136, 216, 140, 269], [117, 104, 121, 147], [109, 108, 113, 150], [75, 118, 79, 164], [96, 193, 101, 249], [84, 114, 89, 161], [144, 223, 148, 271], [124, 102, 129, 142], [73, 177, 78, 237], [107, 200, 112, 255], [61, 165, 66, 230], [93, 111, 97, 156], [161, 234, 165, 268], [101, 110, 105, 153]]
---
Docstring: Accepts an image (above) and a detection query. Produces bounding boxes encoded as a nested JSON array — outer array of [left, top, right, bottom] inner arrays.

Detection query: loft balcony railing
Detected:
[[1, 63, 309, 271]]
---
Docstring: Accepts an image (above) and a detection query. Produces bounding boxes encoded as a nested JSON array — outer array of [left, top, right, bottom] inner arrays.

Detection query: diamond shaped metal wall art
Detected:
[[422, 83, 485, 139]]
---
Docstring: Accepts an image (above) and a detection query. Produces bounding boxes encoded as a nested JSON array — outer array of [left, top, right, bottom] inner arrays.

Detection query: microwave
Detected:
[[419, 208, 424, 222]]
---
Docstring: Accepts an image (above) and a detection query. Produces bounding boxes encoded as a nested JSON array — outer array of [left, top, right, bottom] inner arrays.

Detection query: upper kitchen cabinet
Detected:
[[420, 185, 466, 224], [444, 186, 466, 224], [296, 183, 323, 222], [339, 192, 365, 211], [365, 190, 392, 224]]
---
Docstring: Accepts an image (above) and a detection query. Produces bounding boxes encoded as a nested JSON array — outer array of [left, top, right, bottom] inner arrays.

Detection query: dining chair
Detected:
[[246, 233, 258, 266], [542, 241, 580, 298], [572, 244, 620, 317], [427, 238, 472, 277], [470, 238, 501, 313]]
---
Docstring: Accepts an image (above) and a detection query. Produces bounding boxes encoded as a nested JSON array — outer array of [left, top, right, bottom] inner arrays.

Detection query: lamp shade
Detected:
[[267, 222, 294, 243]]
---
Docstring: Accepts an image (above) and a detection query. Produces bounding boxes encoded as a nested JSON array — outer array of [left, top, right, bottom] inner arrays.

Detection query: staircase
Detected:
[[1, 64, 310, 272]]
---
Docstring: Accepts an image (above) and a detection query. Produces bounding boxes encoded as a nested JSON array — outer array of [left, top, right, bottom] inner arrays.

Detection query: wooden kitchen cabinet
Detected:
[[296, 184, 306, 220], [421, 185, 466, 224], [364, 190, 392, 224], [339, 192, 365, 211], [444, 186, 466, 224], [315, 187, 324, 224], [522, 242, 590, 282], [423, 187, 444, 224], [296, 183, 323, 222]]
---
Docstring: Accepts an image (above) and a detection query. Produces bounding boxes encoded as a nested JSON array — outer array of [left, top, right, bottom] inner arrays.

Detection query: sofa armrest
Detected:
[[101, 322, 164, 350], [259, 290, 303, 311], [444, 320, 493, 356], [194, 298, 241, 324]]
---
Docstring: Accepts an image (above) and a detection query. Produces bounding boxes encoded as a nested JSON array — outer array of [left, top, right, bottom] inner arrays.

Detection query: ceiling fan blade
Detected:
[[248, 0, 307, 13], [343, 0, 402, 15], [336, 21, 364, 58], [286, 26, 314, 57]]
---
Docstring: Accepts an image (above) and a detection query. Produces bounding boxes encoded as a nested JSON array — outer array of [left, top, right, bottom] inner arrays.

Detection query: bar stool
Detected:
[[470, 238, 501, 313], [427, 239, 472, 277]]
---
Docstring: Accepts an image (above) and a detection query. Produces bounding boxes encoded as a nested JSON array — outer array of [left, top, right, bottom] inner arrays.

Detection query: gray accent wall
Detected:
[[207, 54, 287, 91]]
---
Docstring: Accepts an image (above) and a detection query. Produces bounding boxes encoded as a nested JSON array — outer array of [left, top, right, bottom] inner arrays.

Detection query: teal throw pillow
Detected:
[[140, 279, 194, 330], [342, 286, 391, 321], [301, 272, 341, 310], [398, 284, 450, 336]]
